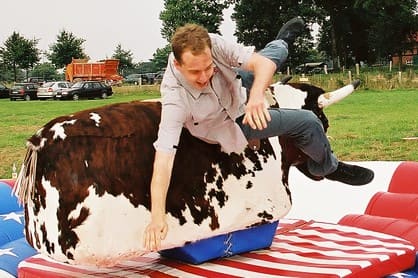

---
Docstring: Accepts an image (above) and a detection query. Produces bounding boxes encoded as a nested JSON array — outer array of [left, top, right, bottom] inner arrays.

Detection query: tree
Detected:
[[314, 0, 347, 69], [112, 44, 134, 76], [30, 63, 61, 81], [355, 0, 418, 67], [48, 30, 87, 69], [0, 32, 40, 81], [160, 0, 233, 41], [232, 0, 320, 69], [150, 45, 171, 71], [315, 0, 418, 68], [136, 61, 158, 74], [0, 60, 10, 81], [156, 0, 233, 71]]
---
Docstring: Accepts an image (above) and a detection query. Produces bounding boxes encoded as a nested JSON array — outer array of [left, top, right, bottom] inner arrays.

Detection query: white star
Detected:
[[0, 212, 24, 224], [389, 273, 411, 278], [0, 248, 17, 257]]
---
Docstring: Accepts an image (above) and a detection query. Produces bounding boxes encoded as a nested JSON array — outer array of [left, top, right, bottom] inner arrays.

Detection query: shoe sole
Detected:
[[276, 17, 305, 40]]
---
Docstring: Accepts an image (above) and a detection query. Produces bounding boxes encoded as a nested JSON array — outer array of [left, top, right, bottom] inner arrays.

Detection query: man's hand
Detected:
[[143, 150, 175, 251], [240, 52, 276, 130], [243, 94, 271, 130], [143, 215, 168, 251]]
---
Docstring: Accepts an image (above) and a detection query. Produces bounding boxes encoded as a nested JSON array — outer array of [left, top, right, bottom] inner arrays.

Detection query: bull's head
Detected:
[[267, 77, 361, 181]]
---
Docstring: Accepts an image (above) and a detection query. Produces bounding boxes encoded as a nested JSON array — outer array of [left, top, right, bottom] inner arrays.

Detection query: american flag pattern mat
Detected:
[[17, 219, 416, 278]]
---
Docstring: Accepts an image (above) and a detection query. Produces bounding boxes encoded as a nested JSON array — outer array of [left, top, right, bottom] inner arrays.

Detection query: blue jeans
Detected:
[[236, 39, 338, 176]]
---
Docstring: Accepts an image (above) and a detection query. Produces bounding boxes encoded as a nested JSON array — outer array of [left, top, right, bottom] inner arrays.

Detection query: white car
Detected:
[[37, 81, 71, 99]]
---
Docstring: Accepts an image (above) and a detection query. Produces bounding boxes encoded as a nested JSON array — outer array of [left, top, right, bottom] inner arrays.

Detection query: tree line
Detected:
[[1, 0, 417, 82]]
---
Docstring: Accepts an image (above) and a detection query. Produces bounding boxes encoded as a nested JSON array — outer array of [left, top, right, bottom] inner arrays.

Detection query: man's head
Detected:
[[171, 24, 215, 90]]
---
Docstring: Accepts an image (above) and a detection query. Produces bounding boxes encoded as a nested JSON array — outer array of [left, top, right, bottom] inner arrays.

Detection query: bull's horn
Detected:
[[318, 79, 361, 108]]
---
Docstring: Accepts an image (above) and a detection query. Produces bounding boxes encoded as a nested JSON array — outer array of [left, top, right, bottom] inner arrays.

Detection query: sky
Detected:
[[1, 0, 236, 63]]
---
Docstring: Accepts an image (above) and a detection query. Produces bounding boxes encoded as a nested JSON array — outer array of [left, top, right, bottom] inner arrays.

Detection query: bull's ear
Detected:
[[352, 79, 361, 89], [280, 76, 292, 84]]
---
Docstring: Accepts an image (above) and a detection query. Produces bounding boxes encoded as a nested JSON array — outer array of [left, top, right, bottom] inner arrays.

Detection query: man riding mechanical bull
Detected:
[[13, 17, 374, 266], [143, 17, 374, 251]]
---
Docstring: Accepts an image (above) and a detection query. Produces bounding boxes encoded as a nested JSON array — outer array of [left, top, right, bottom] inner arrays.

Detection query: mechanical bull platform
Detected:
[[13, 79, 360, 266]]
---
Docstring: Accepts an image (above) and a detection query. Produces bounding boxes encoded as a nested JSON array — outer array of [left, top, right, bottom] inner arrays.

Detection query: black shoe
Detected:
[[275, 17, 305, 45], [325, 162, 374, 186]]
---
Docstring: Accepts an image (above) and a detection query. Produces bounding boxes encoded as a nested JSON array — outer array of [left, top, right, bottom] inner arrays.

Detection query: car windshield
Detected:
[[42, 82, 54, 88], [71, 82, 83, 88], [12, 85, 24, 90]]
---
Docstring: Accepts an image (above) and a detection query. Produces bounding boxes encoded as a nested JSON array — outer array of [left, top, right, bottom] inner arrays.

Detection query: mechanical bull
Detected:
[[13, 78, 360, 266]]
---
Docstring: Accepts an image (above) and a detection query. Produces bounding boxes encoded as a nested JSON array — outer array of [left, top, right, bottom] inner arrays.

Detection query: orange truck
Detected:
[[65, 58, 123, 85]]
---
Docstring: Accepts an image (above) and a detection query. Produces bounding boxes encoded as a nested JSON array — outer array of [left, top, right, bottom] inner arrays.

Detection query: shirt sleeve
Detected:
[[153, 59, 188, 153], [209, 33, 254, 69]]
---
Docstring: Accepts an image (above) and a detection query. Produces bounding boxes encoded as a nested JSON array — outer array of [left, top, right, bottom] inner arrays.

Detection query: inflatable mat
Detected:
[[339, 161, 418, 277], [0, 181, 37, 278], [1, 161, 417, 277], [16, 219, 416, 277]]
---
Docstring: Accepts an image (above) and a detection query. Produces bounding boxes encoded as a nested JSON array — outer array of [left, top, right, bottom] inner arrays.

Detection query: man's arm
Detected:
[[143, 150, 176, 251], [242, 52, 277, 130]]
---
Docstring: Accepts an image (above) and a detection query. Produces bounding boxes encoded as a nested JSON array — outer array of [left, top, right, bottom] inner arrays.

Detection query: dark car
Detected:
[[294, 62, 327, 75], [123, 74, 142, 85], [154, 70, 165, 84], [140, 73, 156, 84], [9, 83, 40, 101], [56, 81, 113, 100], [26, 77, 46, 85], [0, 83, 11, 98]]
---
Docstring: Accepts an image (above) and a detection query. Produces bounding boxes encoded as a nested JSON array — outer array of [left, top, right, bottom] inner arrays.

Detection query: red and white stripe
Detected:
[[18, 219, 416, 278]]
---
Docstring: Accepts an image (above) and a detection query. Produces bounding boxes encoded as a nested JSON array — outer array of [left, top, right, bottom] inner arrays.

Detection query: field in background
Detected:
[[0, 86, 159, 179], [0, 85, 417, 179], [284, 66, 418, 91]]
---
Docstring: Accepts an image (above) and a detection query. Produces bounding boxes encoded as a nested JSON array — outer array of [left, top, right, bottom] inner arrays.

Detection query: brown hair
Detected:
[[171, 23, 212, 64]]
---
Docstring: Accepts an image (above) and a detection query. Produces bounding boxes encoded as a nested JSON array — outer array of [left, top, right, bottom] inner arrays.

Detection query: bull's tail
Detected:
[[13, 142, 38, 205]]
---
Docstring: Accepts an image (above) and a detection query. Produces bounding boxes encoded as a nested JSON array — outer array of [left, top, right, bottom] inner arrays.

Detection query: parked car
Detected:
[[56, 81, 113, 100], [154, 70, 165, 84], [294, 62, 327, 74], [140, 73, 156, 84], [26, 77, 46, 85], [123, 74, 142, 85], [0, 83, 11, 98], [9, 83, 40, 101], [37, 81, 72, 100]]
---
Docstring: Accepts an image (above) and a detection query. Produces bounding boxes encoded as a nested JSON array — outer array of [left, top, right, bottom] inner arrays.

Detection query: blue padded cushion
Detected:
[[160, 221, 279, 264]]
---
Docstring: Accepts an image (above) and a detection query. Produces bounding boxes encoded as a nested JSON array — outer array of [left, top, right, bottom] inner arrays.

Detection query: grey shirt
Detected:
[[154, 34, 255, 154]]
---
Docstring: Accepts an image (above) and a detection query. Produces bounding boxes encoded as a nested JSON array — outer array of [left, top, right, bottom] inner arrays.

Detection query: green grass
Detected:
[[0, 86, 417, 178], [324, 88, 418, 161], [0, 86, 160, 179]]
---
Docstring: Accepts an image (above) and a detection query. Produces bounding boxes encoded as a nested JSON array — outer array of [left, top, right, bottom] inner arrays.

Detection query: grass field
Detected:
[[0, 85, 417, 179]]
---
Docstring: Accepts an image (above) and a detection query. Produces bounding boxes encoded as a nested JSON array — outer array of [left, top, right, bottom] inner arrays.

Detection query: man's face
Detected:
[[174, 47, 215, 90]]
